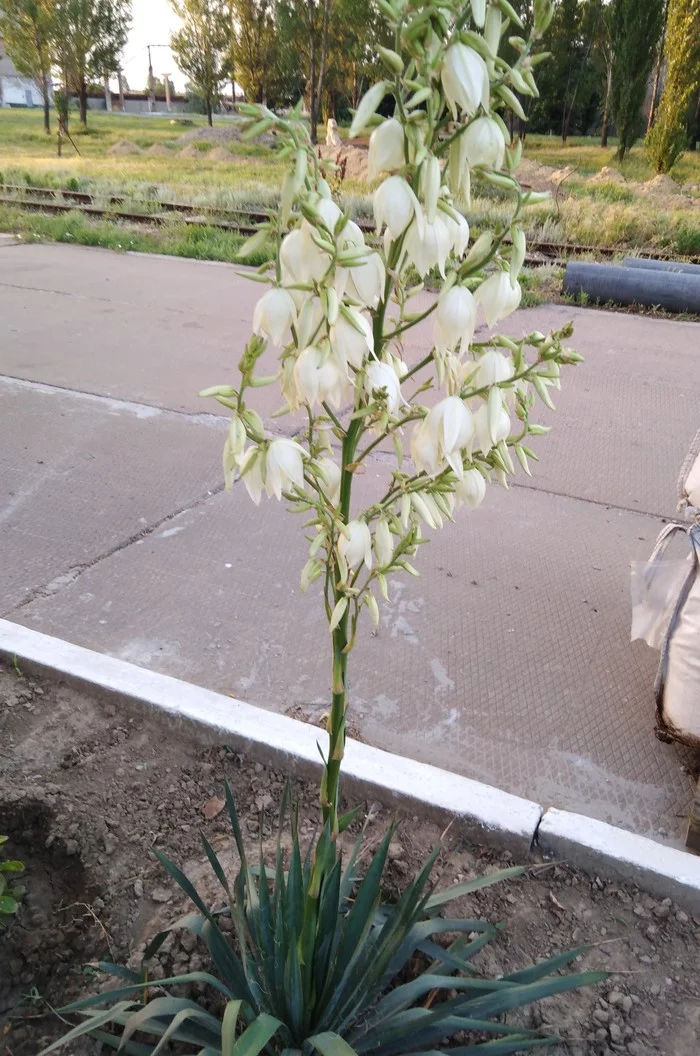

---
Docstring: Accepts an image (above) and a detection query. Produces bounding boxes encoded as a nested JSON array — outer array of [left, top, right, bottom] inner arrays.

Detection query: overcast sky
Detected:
[[120, 0, 184, 91]]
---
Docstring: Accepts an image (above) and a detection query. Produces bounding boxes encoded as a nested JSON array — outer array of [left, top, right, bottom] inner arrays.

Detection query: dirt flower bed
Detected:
[[1, 662, 699, 1056]]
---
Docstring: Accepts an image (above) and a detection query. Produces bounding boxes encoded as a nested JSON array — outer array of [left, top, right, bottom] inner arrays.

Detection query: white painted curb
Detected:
[[538, 808, 700, 915], [0, 620, 540, 855]]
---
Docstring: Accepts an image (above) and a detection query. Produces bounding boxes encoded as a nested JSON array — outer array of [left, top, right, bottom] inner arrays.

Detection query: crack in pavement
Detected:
[[2, 482, 226, 619]]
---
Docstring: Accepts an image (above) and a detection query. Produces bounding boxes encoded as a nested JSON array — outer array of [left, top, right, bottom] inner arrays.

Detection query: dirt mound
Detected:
[[209, 147, 235, 162], [318, 143, 369, 181], [550, 164, 576, 185], [176, 123, 274, 147], [179, 144, 202, 159], [644, 173, 681, 195], [145, 143, 172, 156], [515, 158, 559, 193], [107, 140, 144, 156], [589, 165, 626, 184]]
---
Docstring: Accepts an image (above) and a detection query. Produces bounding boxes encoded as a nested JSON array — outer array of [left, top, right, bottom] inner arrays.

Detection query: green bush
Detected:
[[43, 784, 605, 1055], [0, 835, 25, 922]]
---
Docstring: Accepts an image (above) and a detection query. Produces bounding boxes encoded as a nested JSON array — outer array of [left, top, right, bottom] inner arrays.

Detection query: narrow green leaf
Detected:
[[62, 972, 233, 1014], [221, 1000, 243, 1056], [0, 860, 25, 873], [459, 971, 608, 1021], [309, 1032, 360, 1056], [230, 1013, 283, 1056], [36, 1002, 137, 1054], [120, 997, 220, 1047], [502, 945, 591, 984], [201, 830, 232, 898], [423, 866, 526, 911]]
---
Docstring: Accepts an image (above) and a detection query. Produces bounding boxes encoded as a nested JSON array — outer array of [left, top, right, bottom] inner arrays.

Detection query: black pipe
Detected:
[[623, 256, 700, 276], [563, 262, 700, 314]]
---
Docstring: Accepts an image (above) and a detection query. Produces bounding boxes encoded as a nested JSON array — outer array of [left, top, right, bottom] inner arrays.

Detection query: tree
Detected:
[[591, 0, 614, 146], [0, 0, 55, 134], [647, 0, 670, 130], [609, 0, 664, 161], [230, 0, 276, 104], [276, 0, 332, 144], [169, 0, 230, 126], [54, 0, 131, 127], [646, 0, 700, 172]]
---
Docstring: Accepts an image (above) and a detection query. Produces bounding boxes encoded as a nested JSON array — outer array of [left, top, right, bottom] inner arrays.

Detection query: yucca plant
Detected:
[[43, 783, 605, 1055]]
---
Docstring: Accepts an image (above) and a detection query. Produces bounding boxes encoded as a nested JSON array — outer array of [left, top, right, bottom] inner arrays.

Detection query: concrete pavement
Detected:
[[1, 242, 698, 843]]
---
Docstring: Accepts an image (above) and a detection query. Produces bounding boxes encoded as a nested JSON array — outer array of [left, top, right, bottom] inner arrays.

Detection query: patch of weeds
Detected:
[[571, 181, 636, 205]]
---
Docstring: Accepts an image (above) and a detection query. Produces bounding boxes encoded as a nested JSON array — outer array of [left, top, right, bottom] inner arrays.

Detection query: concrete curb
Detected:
[[3, 619, 700, 912], [0, 620, 540, 856], [538, 808, 700, 915]]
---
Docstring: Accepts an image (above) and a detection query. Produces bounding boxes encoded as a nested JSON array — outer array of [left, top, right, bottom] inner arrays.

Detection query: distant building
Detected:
[[0, 35, 46, 108]]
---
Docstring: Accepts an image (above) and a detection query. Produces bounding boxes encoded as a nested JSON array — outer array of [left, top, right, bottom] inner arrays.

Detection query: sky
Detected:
[[118, 0, 184, 92]]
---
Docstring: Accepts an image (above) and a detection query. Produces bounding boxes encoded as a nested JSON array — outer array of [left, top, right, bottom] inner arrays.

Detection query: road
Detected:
[[1, 240, 698, 843]]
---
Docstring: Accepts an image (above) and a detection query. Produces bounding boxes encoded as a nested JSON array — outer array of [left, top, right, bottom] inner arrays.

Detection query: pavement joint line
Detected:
[[5, 376, 674, 522], [2, 373, 230, 428], [2, 619, 700, 910], [1, 482, 225, 619], [0, 276, 227, 318]]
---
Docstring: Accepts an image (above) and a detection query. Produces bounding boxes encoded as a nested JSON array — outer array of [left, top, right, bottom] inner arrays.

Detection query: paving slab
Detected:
[[1, 243, 699, 846], [3, 245, 699, 516], [7, 456, 695, 842], [0, 377, 224, 611]]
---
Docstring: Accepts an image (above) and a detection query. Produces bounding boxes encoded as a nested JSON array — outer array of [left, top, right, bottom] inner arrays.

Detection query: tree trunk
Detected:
[[42, 73, 51, 134], [308, 0, 318, 144], [600, 63, 612, 147], [647, 0, 670, 131], [79, 78, 88, 127], [206, 98, 213, 126], [314, 0, 331, 143], [690, 91, 700, 151]]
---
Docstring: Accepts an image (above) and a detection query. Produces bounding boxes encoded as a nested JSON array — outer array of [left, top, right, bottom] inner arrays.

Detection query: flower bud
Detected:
[[338, 520, 372, 569], [368, 118, 405, 180], [441, 43, 489, 119], [374, 517, 394, 566], [455, 467, 486, 508], [462, 117, 506, 169], [350, 81, 389, 137]]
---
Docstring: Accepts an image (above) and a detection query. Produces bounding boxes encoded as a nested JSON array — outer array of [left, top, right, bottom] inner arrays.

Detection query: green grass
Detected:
[[523, 133, 700, 185], [1, 110, 699, 278]]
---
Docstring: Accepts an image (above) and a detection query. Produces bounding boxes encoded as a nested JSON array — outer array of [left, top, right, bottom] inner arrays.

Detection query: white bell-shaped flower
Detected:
[[294, 345, 350, 409], [330, 309, 374, 369], [472, 349, 514, 388], [281, 226, 328, 285], [295, 297, 324, 349], [443, 210, 470, 258], [474, 271, 522, 327], [374, 517, 394, 566], [374, 175, 423, 241], [473, 399, 511, 453], [252, 287, 298, 347], [462, 116, 506, 170], [338, 520, 372, 570], [239, 446, 264, 505], [441, 43, 489, 120], [347, 251, 386, 307], [315, 455, 341, 505], [433, 284, 476, 354], [365, 360, 402, 415], [403, 215, 451, 278], [410, 419, 444, 477], [425, 396, 475, 472], [455, 467, 486, 508], [265, 438, 306, 500], [368, 118, 405, 180]]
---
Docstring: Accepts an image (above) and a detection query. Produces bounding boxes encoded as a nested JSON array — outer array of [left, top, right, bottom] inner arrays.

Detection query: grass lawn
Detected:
[[1, 109, 699, 270]]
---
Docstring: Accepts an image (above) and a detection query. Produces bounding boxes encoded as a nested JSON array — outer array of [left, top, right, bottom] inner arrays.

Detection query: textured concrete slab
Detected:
[[3, 245, 698, 516], [0, 620, 543, 855], [6, 455, 694, 842], [0, 376, 224, 611], [2, 243, 698, 847]]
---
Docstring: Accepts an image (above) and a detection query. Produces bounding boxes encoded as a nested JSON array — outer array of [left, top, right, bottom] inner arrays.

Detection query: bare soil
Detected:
[[1, 662, 699, 1056], [106, 140, 144, 157]]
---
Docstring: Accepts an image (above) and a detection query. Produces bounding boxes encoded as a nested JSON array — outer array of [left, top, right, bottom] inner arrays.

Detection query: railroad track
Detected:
[[2, 183, 698, 267]]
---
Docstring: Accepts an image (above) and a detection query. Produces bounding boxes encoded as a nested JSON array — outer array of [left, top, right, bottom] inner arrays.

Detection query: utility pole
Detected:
[[162, 73, 172, 111], [118, 68, 125, 111], [103, 73, 112, 112], [147, 44, 155, 112]]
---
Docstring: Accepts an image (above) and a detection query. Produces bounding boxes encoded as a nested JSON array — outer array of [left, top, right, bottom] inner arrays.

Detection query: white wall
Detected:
[[1, 75, 44, 107]]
